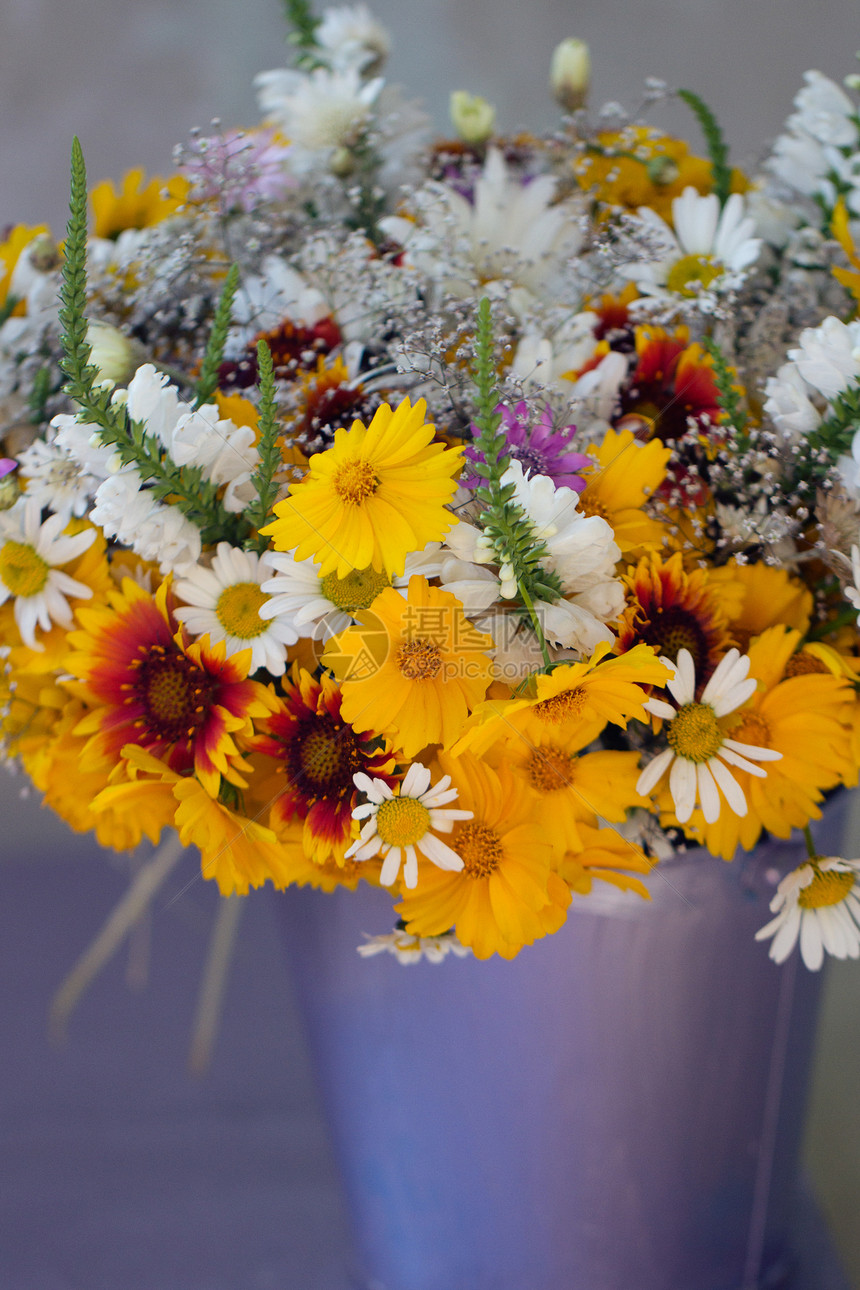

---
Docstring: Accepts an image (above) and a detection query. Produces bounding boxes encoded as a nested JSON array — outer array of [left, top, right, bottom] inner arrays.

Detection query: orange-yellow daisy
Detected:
[[260, 396, 463, 578], [454, 641, 671, 757], [395, 753, 570, 960], [577, 427, 671, 553], [686, 627, 857, 857], [89, 168, 190, 240], [323, 576, 495, 758], [708, 560, 813, 652]]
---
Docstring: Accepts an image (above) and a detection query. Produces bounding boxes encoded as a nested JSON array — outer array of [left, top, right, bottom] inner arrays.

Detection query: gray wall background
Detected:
[[2, 0, 860, 1281]]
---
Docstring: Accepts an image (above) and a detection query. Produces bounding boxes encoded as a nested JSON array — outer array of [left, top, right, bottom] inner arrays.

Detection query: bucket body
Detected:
[[276, 802, 847, 1290]]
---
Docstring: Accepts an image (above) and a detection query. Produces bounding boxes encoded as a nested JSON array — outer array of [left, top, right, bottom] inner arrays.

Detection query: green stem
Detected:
[[518, 582, 552, 671], [802, 825, 819, 861]]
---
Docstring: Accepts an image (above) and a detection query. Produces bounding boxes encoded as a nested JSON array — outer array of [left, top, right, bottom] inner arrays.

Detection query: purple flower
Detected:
[[0, 458, 17, 479], [467, 402, 590, 490]]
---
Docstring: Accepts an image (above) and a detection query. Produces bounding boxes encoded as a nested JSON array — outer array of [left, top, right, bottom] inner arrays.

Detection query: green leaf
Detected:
[[246, 339, 284, 550], [195, 263, 240, 408]]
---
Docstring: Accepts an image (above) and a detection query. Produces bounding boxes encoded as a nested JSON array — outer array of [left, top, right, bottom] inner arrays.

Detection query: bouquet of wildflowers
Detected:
[[4, 0, 860, 974]]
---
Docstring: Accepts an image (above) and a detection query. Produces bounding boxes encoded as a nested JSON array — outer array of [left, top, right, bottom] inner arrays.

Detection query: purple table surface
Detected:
[[0, 790, 854, 1290]]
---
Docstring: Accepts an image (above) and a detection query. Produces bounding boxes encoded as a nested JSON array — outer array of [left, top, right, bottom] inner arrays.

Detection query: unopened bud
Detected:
[[87, 321, 143, 387], [329, 146, 356, 177], [550, 38, 591, 112], [27, 235, 61, 273], [646, 155, 680, 187], [449, 91, 497, 146], [0, 459, 19, 511]]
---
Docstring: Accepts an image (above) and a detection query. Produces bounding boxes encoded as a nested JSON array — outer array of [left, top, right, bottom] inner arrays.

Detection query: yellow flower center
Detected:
[[299, 728, 350, 787], [147, 667, 192, 724], [375, 795, 431, 846], [215, 581, 269, 639], [730, 711, 771, 750], [665, 253, 722, 297], [456, 821, 503, 878], [0, 540, 50, 598], [321, 566, 390, 612], [533, 685, 586, 724], [798, 865, 855, 910], [332, 458, 379, 505], [396, 638, 443, 681], [577, 490, 610, 523], [666, 702, 723, 763], [783, 651, 828, 678], [527, 747, 573, 793]]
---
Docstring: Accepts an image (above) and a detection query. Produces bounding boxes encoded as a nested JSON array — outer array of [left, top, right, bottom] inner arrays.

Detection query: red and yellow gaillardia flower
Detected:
[[67, 578, 275, 796], [250, 664, 396, 865]]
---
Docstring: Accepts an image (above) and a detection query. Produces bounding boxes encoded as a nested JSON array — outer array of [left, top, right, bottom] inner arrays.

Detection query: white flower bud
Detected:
[[549, 38, 591, 112], [87, 321, 143, 387], [449, 91, 497, 146]]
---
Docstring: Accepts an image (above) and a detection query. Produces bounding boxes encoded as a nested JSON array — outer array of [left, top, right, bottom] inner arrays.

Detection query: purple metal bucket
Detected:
[[275, 799, 847, 1290]]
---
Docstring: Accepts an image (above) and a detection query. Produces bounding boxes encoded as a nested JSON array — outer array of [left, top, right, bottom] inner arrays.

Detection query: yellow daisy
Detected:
[[395, 753, 570, 960], [454, 641, 671, 757], [89, 168, 190, 240], [323, 576, 495, 758], [578, 427, 671, 553], [708, 560, 813, 652], [260, 396, 463, 578], [558, 822, 652, 899], [0, 223, 51, 313]]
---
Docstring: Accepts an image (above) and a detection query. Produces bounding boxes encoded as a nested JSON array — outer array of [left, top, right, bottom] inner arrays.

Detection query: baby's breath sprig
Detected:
[[194, 263, 240, 409], [677, 89, 732, 208], [469, 299, 563, 669], [59, 137, 247, 549], [246, 339, 283, 551]]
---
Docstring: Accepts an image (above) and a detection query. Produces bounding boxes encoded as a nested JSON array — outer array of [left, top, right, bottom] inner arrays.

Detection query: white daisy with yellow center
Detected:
[[173, 542, 298, 676], [259, 544, 442, 642], [0, 498, 96, 649], [756, 856, 860, 970], [623, 187, 761, 304], [636, 647, 782, 825], [357, 928, 470, 963], [346, 763, 472, 889]]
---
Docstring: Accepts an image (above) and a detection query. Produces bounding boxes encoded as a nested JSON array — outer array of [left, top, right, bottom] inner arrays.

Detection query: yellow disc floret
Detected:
[[375, 796, 431, 847], [666, 702, 723, 763], [0, 541, 50, 597], [798, 865, 856, 910], [215, 582, 269, 639]]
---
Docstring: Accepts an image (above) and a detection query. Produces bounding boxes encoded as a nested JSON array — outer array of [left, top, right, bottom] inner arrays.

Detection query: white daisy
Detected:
[[384, 147, 586, 313], [255, 65, 383, 160], [316, 4, 391, 75], [0, 498, 96, 649], [173, 542, 299, 676], [755, 855, 860, 970], [258, 544, 443, 643], [622, 186, 761, 304], [345, 763, 472, 889], [636, 647, 782, 825], [16, 434, 99, 524], [356, 928, 470, 963]]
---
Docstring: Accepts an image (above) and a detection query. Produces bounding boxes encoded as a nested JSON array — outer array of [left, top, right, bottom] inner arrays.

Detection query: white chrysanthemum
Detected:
[[767, 74, 860, 207], [763, 362, 822, 444], [788, 70, 858, 147], [445, 462, 623, 656], [844, 544, 860, 620], [16, 435, 99, 523], [259, 544, 442, 642], [383, 147, 585, 311], [89, 468, 201, 575], [511, 311, 599, 393], [637, 647, 782, 825], [622, 187, 761, 304], [345, 764, 471, 889], [316, 4, 391, 74], [0, 498, 96, 649], [173, 543, 299, 676], [357, 928, 471, 963], [786, 316, 860, 402], [256, 65, 383, 156], [120, 365, 259, 512], [756, 856, 860, 970]]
